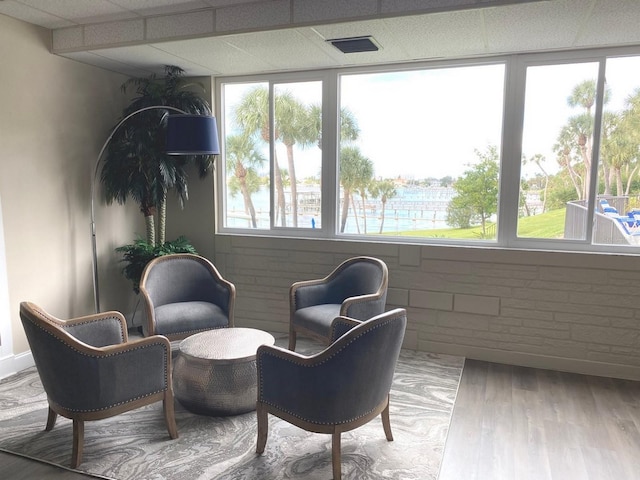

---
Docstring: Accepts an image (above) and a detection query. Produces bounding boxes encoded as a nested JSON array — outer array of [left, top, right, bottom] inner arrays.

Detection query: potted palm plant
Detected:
[[101, 65, 214, 291]]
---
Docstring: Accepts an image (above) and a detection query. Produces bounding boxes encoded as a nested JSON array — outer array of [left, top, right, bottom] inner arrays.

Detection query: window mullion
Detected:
[[585, 59, 608, 242], [498, 55, 526, 248]]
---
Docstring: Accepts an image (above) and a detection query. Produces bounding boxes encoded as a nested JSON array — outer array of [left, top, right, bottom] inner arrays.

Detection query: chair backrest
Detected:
[[140, 254, 231, 310], [325, 256, 388, 304], [265, 308, 406, 425]]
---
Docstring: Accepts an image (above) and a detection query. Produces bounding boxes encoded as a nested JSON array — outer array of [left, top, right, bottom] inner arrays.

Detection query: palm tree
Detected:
[[557, 80, 612, 200], [225, 135, 266, 228], [307, 105, 360, 150], [276, 91, 316, 227], [339, 146, 374, 233], [101, 65, 213, 246], [369, 179, 397, 233], [524, 154, 550, 213], [235, 87, 283, 225], [553, 126, 583, 199]]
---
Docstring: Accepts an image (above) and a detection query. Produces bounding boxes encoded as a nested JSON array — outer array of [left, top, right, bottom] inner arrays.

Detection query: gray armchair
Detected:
[[257, 308, 407, 480], [288, 256, 388, 350], [139, 253, 236, 341], [19, 301, 178, 468]]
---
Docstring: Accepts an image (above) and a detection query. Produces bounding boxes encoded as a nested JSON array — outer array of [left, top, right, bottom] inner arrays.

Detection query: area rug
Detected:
[[0, 342, 463, 480]]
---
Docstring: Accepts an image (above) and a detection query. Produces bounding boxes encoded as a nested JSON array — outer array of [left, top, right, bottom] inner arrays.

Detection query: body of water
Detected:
[[225, 185, 455, 234]]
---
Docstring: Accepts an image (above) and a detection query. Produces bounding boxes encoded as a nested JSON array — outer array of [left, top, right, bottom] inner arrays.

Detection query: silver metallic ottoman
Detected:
[[173, 327, 275, 416]]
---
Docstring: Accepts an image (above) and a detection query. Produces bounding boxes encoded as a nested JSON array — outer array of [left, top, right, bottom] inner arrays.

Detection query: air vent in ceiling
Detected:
[[327, 36, 380, 54]]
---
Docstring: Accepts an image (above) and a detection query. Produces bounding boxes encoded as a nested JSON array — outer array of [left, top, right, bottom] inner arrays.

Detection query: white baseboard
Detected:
[[422, 341, 640, 381], [0, 350, 34, 380]]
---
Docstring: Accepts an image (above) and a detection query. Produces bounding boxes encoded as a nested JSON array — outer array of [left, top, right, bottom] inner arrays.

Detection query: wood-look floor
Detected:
[[439, 360, 640, 480], [2, 359, 640, 479]]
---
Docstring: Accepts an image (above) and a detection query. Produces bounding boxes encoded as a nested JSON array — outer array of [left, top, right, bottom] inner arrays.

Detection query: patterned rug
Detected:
[[0, 339, 463, 480]]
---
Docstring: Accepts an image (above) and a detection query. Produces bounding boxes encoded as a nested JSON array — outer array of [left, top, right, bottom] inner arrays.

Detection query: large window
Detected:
[[217, 48, 640, 252], [518, 62, 599, 241], [339, 65, 505, 239], [221, 80, 322, 231]]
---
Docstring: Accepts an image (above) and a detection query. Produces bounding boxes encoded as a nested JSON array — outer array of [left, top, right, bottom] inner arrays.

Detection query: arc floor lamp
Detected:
[[90, 105, 220, 313]]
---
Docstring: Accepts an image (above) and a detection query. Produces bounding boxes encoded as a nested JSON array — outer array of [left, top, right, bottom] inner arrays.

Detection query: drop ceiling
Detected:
[[0, 0, 639, 78]]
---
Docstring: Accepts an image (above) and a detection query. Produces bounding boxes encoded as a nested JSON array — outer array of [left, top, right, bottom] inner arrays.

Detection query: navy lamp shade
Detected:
[[166, 114, 220, 155]]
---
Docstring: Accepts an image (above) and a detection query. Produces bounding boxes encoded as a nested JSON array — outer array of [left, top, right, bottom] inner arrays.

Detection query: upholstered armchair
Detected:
[[257, 308, 407, 480], [288, 256, 388, 350], [139, 253, 236, 341], [19, 301, 178, 468]]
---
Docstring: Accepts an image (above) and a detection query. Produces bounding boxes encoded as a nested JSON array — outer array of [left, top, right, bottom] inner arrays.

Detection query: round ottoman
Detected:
[[173, 327, 275, 416]]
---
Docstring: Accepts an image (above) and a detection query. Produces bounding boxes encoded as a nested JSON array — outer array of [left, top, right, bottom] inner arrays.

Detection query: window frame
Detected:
[[215, 45, 640, 254]]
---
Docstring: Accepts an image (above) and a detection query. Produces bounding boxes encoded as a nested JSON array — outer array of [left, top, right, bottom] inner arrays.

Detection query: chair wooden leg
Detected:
[[332, 432, 342, 480], [256, 402, 268, 454], [381, 396, 393, 441], [71, 419, 84, 469], [164, 393, 179, 439], [45, 406, 57, 431], [288, 328, 297, 351]]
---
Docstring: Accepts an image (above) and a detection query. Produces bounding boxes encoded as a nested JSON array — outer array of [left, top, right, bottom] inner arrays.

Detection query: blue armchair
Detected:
[[256, 308, 407, 480], [288, 256, 388, 350], [19, 302, 178, 468], [139, 253, 236, 341]]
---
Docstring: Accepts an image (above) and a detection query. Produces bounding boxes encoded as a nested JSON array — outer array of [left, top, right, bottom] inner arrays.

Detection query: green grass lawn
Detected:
[[386, 208, 566, 239]]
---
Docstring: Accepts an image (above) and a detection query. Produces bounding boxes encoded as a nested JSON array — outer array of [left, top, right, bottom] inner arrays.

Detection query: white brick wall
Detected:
[[214, 235, 640, 380]]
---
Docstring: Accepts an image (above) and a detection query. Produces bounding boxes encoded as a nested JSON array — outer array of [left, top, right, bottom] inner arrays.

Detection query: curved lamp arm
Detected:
[[91, 105, 219, 313]]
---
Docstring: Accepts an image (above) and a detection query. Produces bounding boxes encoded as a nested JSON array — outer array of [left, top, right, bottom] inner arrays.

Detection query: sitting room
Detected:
[[1, 1, 640, 479]]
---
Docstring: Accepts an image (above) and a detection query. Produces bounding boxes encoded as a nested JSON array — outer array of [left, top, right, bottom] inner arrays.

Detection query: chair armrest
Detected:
[[61, 335, 172, 411], [211, 277, 236, 327], [62, 311, 128, 347], [290, 278, 331, 311], [329, 316, 362, 342], [340, 292, 386, 320]]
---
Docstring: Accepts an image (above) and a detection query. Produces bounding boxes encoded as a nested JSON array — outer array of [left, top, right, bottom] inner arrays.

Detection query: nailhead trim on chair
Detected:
[[166, 325, 227, 337], [53, 390, 168, 413], [261, 399, 380, 426]]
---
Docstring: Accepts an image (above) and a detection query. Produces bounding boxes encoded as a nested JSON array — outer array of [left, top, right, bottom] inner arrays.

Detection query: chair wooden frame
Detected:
[[20, 302, 178, 468]]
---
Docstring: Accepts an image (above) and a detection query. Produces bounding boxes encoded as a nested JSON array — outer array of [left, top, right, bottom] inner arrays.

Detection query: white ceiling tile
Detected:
[[152, 36, 274, 75], [84, 19, 144, 47], [109, 0, 210, 17], [222, 29, 340, 71], [146, 10, 214, 40], [293, 0, 377, 24], [19, 0, 133, 22], [215, 0, 290, 33], [380, 0, 476, 15], [203, 0, 266, 6], [382, 10, 487, 59], [484, 0, 586, 52], [52, 27, 84, 51], [576, 0, 640, 47]]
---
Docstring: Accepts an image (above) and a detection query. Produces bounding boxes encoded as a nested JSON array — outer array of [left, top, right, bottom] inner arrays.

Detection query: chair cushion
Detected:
[[292, 304, 341, 338], [154, 301, 228, 337]]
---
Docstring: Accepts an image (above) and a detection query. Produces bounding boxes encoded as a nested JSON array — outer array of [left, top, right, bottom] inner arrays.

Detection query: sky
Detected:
[[340, 65, 505, 180]]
